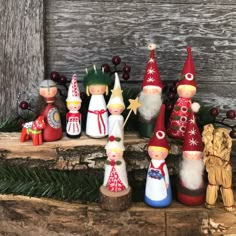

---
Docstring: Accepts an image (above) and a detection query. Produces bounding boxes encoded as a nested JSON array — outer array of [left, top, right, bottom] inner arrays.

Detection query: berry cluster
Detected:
[[17, 91, 35, 126], [50, 71, 68, 85], [163, 81, 178, 111], [101, 56, 131, 81], [210, 108, 236, 138]]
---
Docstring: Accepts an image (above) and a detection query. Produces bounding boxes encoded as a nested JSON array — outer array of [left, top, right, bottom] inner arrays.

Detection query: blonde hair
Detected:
[[86, 85, 108, 96], [66, 101, 81, 105], [148, 146, 168, 152]]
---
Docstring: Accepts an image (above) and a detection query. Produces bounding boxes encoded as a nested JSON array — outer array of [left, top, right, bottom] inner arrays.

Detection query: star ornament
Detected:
[[127, 97, 142, 115], [111, 87, 123, 98]]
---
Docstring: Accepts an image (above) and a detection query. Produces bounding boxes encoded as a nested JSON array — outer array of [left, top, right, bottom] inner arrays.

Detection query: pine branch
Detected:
[[0, 164, 103, 202]]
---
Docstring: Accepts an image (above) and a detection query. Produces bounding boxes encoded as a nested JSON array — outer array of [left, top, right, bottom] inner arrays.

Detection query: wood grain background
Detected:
[[0, 0, 44, 122], [0, 0, 236, 121]]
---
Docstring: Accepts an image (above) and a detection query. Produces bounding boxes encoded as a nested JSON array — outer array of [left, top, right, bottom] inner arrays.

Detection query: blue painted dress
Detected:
[[145, 159, 172, 207]]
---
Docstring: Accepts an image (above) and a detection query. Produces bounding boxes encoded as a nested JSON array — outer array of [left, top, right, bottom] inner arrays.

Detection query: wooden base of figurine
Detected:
[[99, 186, 132, 211]]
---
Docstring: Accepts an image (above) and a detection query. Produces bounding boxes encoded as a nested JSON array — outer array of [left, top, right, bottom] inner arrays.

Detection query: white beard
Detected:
[[138, 91, 162, 121], [180, 158, 204, 190]]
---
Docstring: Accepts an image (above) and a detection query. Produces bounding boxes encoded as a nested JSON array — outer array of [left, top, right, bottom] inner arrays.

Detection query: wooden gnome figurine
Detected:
[[38, 79, 63, 141], [138, 43, 163, 138], [100, 120, 131, 211], [144, 104, 172, 208], [107, 72, 125, 137], [83, 66, 110, 138], [177, 111, 205, 206], [202, 124, 235, 212], [167, 46, 200, 140], [66, 74, 82, 138]]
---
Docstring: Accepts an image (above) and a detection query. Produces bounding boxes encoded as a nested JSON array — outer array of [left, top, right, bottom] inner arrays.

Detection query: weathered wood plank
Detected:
[[0, 194, 235, 235], [45, 1, 236, 84], [0, 0, 44, 122], [46, 0, 236, 6]]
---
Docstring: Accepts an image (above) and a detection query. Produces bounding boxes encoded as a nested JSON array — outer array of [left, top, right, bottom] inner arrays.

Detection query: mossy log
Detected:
[[0, 132, 235, 184]]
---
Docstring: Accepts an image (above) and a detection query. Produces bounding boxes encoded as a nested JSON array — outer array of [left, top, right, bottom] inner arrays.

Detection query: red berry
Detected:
[[122, 72, 130, 80], [101, 64, 110, 73], [169, 85, 177, 93], [166, 103, 174, 110], [109, 135, 115, 141], [123, 65, 131, 73], [59, 75, 67, 84], [50, 71, 60, 82], [112, 56, 121, 66], [230, 130, 236, 139], [210, 107, 219, 117], [19, 101, 29, 110], [226, 110, 236, 119], [167, 92, 176, 100]]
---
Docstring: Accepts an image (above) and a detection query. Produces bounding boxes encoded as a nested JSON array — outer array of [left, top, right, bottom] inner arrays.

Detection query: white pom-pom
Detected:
[[148, 43, 157, 50], [191, 102, 200, 113]]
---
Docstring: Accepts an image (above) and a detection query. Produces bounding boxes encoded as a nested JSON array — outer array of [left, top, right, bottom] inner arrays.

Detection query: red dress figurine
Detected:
[[167, 46, 199, 140], [66, 74, 82, 138], [39, 79, 63, 141]]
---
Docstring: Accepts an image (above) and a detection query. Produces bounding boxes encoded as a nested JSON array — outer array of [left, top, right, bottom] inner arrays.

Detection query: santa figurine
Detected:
[[107, 73, 125, 137], [167, 46, 200, 140], [66, 74, 82, 138], [38, 79, 63, 142], [138, 43, 163, 138], [100, 120, 131, 211], [144, 104, 172, 208], [83, 65, 110, 138], [177, 111, 205, 206]]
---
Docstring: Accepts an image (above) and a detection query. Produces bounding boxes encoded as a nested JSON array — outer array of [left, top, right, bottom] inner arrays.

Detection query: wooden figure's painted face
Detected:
[[183, 151, 203, 160], [108, 104, 124, 115], [39, 86, 57, 98], [148, 146, 168, 160], [66, 101, 81, 112], [143, 86, 162, 95], [89, 84, 106, 95], [177, 85, 196, 98], [106, 148, 123, 160]]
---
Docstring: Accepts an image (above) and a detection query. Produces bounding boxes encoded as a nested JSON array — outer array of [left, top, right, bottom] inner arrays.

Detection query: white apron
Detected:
[[145, 159, 169, 201], [86, 94, 108, 138]]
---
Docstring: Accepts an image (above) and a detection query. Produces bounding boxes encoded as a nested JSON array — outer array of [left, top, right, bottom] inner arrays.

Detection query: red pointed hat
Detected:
[[148, 104, 169, 150], [182, 112, 203, 152], [142, 43, 163, 89], [177, 46, 197, 88]]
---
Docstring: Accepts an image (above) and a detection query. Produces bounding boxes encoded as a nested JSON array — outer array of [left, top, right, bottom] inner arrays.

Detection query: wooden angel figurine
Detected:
[[66, 74, 82, 138], [100, 120, 131, 211], [202, 124, 235, 212], [177, 112, 205, 206], [145, 104, 172, 208], [138, 43, 163, 138], [167, 46, 200, 140], [83, 66, 110, 138], [107, 72, 125, 137], [36, 79, 63, 141]]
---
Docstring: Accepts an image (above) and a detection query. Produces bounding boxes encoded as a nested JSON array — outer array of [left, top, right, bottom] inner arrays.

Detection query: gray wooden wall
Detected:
[[0, 0, 44, 122], [0, 0, 236, 121]]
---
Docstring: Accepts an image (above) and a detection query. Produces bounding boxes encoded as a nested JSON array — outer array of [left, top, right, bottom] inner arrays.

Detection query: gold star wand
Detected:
[[123, 97, 142, 128]]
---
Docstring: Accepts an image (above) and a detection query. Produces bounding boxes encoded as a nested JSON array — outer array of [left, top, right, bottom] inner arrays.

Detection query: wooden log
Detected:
[[100, 186, 132, 211], [0, 194, 235, 235], [0, 132, 182, 173]]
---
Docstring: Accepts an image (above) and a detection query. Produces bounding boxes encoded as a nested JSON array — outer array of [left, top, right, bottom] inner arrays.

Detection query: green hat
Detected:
[[83, 67, 110, 87]]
